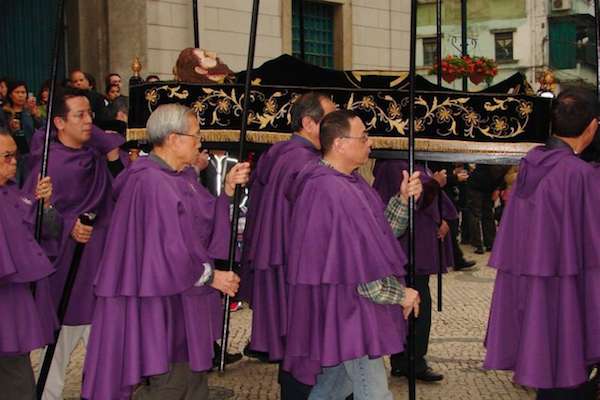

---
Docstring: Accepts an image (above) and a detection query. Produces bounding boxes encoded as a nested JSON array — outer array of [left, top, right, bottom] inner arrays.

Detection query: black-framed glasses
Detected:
[[0, 151, 18, 162], [341, 133, 369, 143]]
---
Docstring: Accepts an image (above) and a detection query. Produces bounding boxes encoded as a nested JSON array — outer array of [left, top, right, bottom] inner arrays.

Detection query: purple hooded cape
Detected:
[[282, 163, 408, 385], [81, 156, 231, 400], [484, 144, 600, 389], [373, 159, 457, 275], [239, 134, 320, 360], [29, 125, 130, 172], [24, 131, 123, 325], [0, 182, 58, 356]]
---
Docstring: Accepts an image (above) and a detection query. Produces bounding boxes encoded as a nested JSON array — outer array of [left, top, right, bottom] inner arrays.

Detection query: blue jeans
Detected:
[[308, 356, 393, 400]]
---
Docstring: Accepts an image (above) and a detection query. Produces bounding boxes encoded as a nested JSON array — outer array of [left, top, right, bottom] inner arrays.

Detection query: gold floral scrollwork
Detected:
[[248, 91, 295, 130], [480, 97, 531, 139], [415, 96, 475, 138], [346, 94, 407, 134], [145, 88, 159, 112], [145, 85, 190, 113]]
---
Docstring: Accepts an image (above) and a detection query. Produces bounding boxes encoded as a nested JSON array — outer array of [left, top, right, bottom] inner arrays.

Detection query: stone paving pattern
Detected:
[[33, 247, 536, 399]]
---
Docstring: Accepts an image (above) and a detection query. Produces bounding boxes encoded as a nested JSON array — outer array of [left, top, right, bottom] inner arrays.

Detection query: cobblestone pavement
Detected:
[[33, 246, 535, 399]]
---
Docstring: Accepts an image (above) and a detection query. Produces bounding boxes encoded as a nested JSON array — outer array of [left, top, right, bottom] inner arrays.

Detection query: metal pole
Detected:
[[435, 0, 443, 313], [219, 0, 260, 373], [436, 0, 442, 86], [34, 0, 65, 242], [37, 213, 96, 399], [193, 0, 200, 48], [299, 0, 306, 61], [408, 0, 418, 398], [594, 0, 600, 99], [461, 0, 468, 92]]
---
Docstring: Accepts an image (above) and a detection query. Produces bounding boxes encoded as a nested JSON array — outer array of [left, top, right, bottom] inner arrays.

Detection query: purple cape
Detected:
[[24, 132, 122, 325], [373, 159, 457, 275], [0, 182, 58, 355], [282, 163, 408, 385], [82, 157, 231, 400], [239, 134, 320, 360], [484, 145, 600, 389]]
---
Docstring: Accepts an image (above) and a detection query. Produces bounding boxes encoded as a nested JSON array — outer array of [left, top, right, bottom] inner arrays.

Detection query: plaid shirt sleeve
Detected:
[[384, 195, 409, 237], [357, 276, 406, 305]]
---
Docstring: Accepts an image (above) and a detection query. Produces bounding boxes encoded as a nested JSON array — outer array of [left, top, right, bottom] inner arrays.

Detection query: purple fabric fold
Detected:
[[239, 135, 320, 360], [24, 138, 115, 325], [82, 156, 229, 400], [0, 182, 58, 355], [282, 163, 407, 385], [373, 159, 456, 275], [484, 145, 600, 389]]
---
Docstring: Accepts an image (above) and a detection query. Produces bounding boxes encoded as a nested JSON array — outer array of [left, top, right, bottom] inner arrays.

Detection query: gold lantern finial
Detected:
[[131, 56, 143, 77]]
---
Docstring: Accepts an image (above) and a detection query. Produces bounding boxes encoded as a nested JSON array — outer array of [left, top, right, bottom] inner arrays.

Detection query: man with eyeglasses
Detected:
[[484, 88, 600, 399], [24, 88, 124, 400], [0, 129, 61, 399], [238, 92, 336, 399], [82, 104, 250, 400], [282, 110, 421, 399]]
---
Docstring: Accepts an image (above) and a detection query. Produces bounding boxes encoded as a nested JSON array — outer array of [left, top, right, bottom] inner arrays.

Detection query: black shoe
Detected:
[[212, 343, 243, 368], [454, 260, 476, 270], [474, 247, 485, 254], [242, 343, 272, 363], [391, 367, 444, 382]]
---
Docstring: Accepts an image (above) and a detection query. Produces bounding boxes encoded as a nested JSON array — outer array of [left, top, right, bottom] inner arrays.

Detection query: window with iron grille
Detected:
[[292, 0, 335, 68], [494, 31, 514, 62], [422, 37, 438, 66]]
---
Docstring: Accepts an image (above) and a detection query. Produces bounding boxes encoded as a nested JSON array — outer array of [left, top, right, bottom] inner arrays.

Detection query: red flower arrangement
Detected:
[[431, 55, 498, 85]]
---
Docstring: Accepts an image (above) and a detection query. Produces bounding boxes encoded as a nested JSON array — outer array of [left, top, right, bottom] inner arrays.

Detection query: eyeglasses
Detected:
[[175, 132, 202, 141], [0, 151, 18, 162], [341, 133, 369, 143], [68, 110, 95, 120]]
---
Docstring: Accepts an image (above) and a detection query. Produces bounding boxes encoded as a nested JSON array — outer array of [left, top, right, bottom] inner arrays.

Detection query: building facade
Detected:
[[1, 0, 596, 95]]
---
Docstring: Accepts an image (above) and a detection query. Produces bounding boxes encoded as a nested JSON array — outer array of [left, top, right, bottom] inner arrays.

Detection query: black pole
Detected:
[[436, 0, 442, 86], [299, 0, 306, 61], [34, 0, 65, 242], [435, 0, 443, 313], [219, 0, 260, 372], [408, 0, 418, 399], [193, 0, 200, 48], [460, 0, 468, 92], [595, 0, 600, 99], [36, 213, 96, 399]]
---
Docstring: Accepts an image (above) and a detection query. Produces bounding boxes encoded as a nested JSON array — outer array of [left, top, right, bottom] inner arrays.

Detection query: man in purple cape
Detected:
[[373, 159, 457, 382], [0, 129, 59, 398], [283, 110, 421, 399], [82, 104, 250, 400], [23, 88, 124, 400], [239, 92, 336, 398], [484, 89, 600, 399]]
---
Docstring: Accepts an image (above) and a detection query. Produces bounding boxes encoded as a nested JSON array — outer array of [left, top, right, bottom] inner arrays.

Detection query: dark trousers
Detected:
[[448, 218, 466, 264], [466, 188, 496, 249], [537, 384, 597, 399], [390, 275, 432, 373], [132, 363, 208, 400], [0, 353, 35, 400], [279, 365, 312, 400]]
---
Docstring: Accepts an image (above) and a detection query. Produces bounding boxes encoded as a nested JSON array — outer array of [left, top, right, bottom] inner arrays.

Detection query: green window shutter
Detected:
[[0, 0, 64, 93], [549, 21, 576, 70], [292, 1, 335, 68]]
